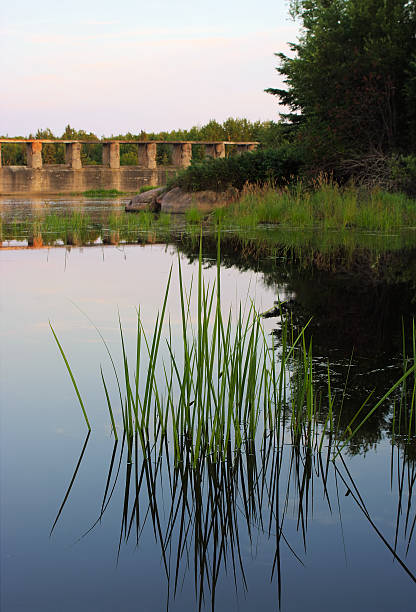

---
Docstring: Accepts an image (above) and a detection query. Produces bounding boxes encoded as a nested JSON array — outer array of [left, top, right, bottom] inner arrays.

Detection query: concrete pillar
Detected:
[[26, 141, 43, 169], [102, 144, 109, 166], [102, 142, 120, 169], [236, 144, 257, 155], [65, 142, 82, 169], [138, 143, 157, 169], [205, 143, 226, 159], [0, 143, 2, 168], [172, 143, 192, 168]]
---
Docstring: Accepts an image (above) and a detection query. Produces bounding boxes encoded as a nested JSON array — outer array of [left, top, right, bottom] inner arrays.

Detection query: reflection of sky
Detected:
[[1, 245, 416, 610], [0, 245, 281, 438], [0, 0, 299, 135]]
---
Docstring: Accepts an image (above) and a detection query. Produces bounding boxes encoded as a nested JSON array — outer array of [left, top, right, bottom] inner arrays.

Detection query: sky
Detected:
[[0, 0, 299, 136]]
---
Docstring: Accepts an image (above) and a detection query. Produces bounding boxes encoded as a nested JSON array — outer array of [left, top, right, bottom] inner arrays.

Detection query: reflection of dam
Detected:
[[0, 139, 258, 195]]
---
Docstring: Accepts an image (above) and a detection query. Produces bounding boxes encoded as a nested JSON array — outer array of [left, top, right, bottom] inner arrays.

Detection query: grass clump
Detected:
[[81, 189, 126, 198], [138, 185, 158, 194], [51, 237, 416, 463], [216, 178, 416, 231], [185, 207, 204, 225]]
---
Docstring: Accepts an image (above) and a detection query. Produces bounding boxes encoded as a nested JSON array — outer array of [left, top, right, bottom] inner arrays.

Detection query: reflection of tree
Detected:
[[179, 235, 415, 355], [176, 236, 416, 455]]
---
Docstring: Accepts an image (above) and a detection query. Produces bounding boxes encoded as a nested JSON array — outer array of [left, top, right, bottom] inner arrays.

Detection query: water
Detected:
[[0, 194, 128, 222], [1, 198, 415, 610]]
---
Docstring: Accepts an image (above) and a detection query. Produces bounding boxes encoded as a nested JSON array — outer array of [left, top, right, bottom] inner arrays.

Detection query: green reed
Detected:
[[51, 235, 416, 462], [391, 319, 416, 445], [49, 322, 91, 431], [213, 179, 416, 231]]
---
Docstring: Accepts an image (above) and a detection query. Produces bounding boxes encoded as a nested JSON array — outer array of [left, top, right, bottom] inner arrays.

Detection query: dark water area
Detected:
[[1, 198, 416, 610]]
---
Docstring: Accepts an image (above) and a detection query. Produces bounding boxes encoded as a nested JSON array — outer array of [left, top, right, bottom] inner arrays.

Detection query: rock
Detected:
[[125, 187, 165, 212], [157, 187, 238, 214]]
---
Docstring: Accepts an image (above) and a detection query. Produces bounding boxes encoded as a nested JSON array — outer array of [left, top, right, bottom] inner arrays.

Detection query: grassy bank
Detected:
[[2, 177, 415, 249], [211, 181, 416, 232]]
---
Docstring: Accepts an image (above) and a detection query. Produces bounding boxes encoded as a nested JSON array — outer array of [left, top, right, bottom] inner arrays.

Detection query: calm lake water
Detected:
[[1, 198, 416, 611]]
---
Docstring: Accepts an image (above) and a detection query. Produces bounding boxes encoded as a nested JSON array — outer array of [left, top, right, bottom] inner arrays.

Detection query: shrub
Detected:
[[170, 146, 304, 192], [390, 155, 416, 196]]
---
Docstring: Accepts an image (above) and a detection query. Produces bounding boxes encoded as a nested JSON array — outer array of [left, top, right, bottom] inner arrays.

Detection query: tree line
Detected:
[[267, 0, 416, 191], [0, 119, 287, 166]]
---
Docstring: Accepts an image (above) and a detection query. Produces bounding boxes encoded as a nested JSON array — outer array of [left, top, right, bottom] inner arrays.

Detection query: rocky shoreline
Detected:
[[125, 186, 238, 214]]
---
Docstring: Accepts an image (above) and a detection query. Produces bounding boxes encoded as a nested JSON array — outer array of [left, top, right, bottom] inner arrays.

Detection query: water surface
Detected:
[[1, 198, 415, 611]]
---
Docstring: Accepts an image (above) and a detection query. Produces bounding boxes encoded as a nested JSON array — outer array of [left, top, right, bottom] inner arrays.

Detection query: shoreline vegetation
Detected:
[[57, 186, 158, 198], [213, 180, 416, 231], [161, 145, 416, 228], [76, 189, 127, 198], [1, 179, 416, 249], [173, 178, 416, 232], [80, 186, 158, 198], [3, 1, 416, 606]]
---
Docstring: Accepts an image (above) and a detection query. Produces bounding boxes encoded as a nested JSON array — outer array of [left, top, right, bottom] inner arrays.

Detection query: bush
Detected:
[[170, 146, 304, 192], [390, 155, 416, 196]]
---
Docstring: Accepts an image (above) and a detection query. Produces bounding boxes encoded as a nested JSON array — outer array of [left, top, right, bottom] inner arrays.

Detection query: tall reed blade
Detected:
[[49, 322, 91, 430], [101, 366, 118, 440]]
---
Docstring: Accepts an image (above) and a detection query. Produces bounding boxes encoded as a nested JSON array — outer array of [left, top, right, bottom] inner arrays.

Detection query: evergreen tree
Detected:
[[267, 0, 416, 164]]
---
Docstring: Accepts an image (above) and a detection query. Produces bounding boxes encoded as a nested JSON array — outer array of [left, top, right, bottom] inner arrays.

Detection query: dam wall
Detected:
[[0, 166, 175, 195], [0, 139, 258, 195]]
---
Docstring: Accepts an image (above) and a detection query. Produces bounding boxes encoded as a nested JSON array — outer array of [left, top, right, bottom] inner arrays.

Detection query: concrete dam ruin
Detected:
[[0, 140, 258, 195]]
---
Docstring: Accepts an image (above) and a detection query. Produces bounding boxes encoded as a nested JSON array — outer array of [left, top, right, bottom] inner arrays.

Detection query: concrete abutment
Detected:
[[137, 143, 157, 169]]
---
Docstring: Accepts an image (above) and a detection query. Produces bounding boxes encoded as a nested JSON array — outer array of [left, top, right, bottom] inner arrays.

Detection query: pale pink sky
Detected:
[[0, 1, 299, 136]]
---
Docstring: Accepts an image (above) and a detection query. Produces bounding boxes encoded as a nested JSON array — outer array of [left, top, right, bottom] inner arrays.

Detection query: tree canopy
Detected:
[[267, 0, 416, 165]]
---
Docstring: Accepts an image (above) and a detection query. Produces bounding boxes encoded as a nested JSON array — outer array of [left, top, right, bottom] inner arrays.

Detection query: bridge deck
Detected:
[[0, 139, 259, 145]]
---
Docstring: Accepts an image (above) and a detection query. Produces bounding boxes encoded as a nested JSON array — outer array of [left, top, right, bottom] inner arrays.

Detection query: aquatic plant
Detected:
[[185, 207, 204, 224], [50, 236, 416, 463]]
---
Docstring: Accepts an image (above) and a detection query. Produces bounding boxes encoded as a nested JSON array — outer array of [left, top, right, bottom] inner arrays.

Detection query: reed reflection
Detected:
[[51, 429, 416, 611]]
